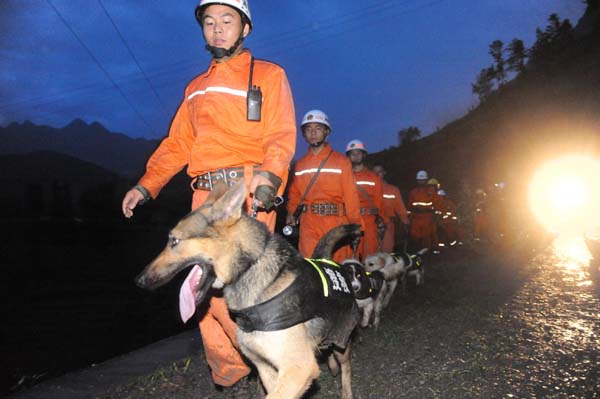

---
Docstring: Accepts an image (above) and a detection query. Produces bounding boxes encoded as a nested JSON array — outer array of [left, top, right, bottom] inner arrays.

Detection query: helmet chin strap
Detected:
[[205, 32, 245, 59], [310, 140, 326, 148]]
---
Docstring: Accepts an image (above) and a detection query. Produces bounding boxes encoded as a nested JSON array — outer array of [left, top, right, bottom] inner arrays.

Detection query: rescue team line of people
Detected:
[[119, 0, 467, 394]]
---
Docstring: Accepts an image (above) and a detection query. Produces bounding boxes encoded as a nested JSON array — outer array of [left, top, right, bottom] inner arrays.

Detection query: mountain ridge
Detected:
[[0, 119, 160, 178]]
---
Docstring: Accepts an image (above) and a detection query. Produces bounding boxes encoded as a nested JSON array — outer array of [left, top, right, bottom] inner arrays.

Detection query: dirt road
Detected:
[[14, 235, 600, 399]]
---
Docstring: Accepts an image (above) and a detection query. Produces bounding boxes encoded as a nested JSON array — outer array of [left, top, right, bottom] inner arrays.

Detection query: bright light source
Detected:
[[529, 155, 600, 236], [549, 176, 587, 211]]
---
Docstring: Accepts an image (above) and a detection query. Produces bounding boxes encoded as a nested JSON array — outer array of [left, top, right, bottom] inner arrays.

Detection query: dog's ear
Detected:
[[203, 181, 228, 206], [209, 180, 247, 225]]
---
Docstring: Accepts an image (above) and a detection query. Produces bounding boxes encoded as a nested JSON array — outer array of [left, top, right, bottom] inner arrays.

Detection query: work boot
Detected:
[[215, 370, 263, 399]]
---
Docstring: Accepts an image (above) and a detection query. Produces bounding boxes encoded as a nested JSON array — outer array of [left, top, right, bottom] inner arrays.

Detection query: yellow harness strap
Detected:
[[304, 258, 342, 298]]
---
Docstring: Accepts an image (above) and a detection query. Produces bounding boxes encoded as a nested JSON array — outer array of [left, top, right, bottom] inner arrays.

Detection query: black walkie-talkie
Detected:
[[247, 57, 262, 121]]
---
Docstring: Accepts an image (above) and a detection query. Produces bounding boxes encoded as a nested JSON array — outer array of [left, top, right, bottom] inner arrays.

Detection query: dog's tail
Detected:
[[312, 224, 362, 259]]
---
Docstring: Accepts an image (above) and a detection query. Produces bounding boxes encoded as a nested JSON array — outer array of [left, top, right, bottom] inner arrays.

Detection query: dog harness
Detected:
[[229, 258, 359, 349], [342, 260, 384, 300], [391, 252, 423, 271], [361, 271, 384, 300]]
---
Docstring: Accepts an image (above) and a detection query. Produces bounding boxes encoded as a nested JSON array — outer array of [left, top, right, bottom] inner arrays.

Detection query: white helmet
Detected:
[[345, 139, 368, 154], [301, 110, 331, 130], [437, 189, 446, 196], [416, 170, 428, 180], [196, 0, 252, 31]]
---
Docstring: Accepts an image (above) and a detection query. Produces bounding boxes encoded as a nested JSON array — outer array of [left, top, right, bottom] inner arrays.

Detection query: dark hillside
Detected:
[[370, 9, 600, 203], [0, 151, 190, 222]]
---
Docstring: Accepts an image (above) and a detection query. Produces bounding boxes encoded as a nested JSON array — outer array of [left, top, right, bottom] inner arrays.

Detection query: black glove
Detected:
[[254, 184, 277, 211]]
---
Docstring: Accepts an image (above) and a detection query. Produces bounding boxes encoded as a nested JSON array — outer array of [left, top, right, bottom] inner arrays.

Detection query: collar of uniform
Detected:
[[206, 49, 252, 76], [308, 143, 332, 160]]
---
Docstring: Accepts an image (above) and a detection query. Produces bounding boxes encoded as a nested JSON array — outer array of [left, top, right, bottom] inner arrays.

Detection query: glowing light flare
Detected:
[[553, 235, 592, 272], [529, 155, 600, 235], [549, 177, 587, 211]]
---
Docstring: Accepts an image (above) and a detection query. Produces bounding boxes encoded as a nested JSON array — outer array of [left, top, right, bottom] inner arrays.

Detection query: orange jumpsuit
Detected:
[[138, 50, 296, 387], [381, 183, 408, 253], [353, 169, 384, 259], [438, 197, 460, 247], [286, 144, 363, 262], [408, 185, 442, 251]]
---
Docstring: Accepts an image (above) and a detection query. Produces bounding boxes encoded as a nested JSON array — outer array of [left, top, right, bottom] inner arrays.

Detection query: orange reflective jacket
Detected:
[[138, 50, 296, 198], [382, 183, 408, 224], [353, 168, 384, 257], [408, 185, 442, 250], [381, 182, 408, 252], [408, 185, 441, 214], [286, 144, 362, 260]]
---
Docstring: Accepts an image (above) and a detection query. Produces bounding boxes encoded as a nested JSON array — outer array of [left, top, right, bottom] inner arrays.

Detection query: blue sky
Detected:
[[0, 0, 586, 155]]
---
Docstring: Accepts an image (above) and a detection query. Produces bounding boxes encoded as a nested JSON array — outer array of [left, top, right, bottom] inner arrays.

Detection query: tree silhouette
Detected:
[[398, 127, 421, 146], [586, 0, 599, 10], [528, 14, 574, 68], [472, 66, 495, 102], [489, 40, 506, 85], [505, 38, 527, 74]]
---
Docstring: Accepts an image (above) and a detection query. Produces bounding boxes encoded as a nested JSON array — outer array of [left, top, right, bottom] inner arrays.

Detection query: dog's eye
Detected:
[[168, 236, 180, 248]]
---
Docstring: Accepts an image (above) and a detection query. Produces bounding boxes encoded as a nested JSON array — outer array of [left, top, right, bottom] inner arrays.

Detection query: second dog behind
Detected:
[[364, 249, 427, 304], [341, 259, 387, 329]]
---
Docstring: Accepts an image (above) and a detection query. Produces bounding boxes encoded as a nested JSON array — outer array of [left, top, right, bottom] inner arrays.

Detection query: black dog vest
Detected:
[[229, 258, 359, 349]]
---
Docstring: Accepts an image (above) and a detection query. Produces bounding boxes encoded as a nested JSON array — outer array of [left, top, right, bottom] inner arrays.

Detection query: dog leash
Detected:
[[350, 231, 363, 259]]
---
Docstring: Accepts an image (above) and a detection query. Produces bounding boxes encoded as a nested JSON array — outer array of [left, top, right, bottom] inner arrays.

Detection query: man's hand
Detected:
[[249, 174, 273, 196], [250, 174, 275, 209], [285, 214, 297, 226], [122, 188, 145, 218]]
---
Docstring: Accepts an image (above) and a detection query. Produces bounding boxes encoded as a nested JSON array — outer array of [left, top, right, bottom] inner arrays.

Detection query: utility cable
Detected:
[[96, 0, 170, 117], [44, 0, 158, 136], [4, 0, 446, 114]]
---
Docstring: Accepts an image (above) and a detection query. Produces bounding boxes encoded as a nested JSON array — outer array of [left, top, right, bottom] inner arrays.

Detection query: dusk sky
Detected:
[[0, 1, 586, 155]]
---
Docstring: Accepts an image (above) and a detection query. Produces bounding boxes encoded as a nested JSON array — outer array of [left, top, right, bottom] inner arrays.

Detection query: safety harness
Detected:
[[229, 258, 359, 349], [391, 252, 423, 271]]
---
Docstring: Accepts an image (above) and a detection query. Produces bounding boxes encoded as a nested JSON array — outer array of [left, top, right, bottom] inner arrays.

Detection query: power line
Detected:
[[44, 0, 158, 136], [4, 0, 446, 113], [259, 0, 448, 57], [96, 0, 170, 117]]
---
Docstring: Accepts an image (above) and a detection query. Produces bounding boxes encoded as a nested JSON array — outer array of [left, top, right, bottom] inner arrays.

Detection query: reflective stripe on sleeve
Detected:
[[295, 168, 342, 176], [187, 86, 248, 100]]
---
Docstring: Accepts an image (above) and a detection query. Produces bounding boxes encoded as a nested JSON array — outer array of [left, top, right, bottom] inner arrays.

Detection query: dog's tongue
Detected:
[[179, 265, 202, 323]]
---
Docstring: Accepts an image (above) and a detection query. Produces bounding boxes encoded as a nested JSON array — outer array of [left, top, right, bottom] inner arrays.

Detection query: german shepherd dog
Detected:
[[340, 259, 386, 329], [135, 181, 361, 399], [364, 249, 427, 302]]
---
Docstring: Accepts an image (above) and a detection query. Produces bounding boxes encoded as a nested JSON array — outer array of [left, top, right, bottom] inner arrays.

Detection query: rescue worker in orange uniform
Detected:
[[346, 140, 385, 259], [285, 110, 363, 262], [436, 189, 462, 248], [121, 0, 296, 389], [408, 170, 442, 252], [373, 164, 408, 253]]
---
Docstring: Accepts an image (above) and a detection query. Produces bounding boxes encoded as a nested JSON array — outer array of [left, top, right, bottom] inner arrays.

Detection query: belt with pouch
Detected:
[[360, 207, 379, 216], [310, 203, 345, 216], [191, 165, 260, 191]]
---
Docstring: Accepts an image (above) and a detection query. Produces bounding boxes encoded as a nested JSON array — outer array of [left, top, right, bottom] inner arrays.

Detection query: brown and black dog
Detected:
[[135, 181, 361, 399]]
